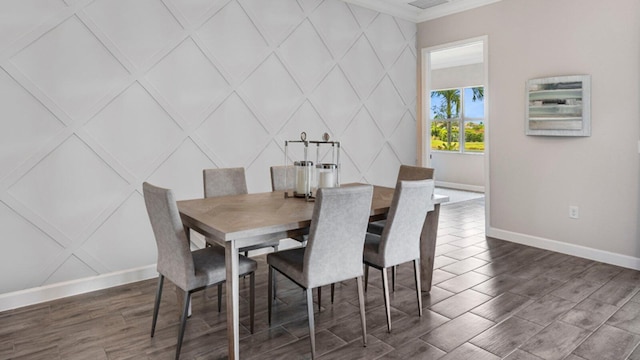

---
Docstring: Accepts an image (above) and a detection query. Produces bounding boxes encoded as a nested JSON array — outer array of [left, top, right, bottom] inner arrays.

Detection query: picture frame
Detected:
[[525, 75, 591, 136]]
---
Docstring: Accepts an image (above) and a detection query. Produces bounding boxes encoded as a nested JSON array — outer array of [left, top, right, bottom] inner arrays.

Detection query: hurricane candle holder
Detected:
[[293, 160, 313, 198], [284, 132, 340, 202]]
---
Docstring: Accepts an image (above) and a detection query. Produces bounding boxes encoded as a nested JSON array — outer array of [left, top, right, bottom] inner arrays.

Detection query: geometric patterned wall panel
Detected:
[[0, 0, 417, 295]]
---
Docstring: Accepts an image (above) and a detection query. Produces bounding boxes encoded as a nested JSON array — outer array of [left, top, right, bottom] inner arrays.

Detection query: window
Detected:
[[430, 86, 484, 153]]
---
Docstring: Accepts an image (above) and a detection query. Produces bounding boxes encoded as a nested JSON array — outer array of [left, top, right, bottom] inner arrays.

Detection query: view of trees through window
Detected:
[[430, 86, 485, 153]]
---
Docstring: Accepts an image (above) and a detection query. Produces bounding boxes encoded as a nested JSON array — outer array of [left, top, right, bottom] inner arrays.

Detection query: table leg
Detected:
[[420, 203, 441, 292], [180, 225, 193, 317], [225, 241, 240, 359]]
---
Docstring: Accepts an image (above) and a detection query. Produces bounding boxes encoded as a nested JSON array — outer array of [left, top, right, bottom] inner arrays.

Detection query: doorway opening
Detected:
[[421, 37, 489, 218]]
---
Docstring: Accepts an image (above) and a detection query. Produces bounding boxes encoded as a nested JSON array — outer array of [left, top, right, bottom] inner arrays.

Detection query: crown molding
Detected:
[[343, 0, 421, 22], [342, 0, 503, 23], [416, 0, 502, 22]]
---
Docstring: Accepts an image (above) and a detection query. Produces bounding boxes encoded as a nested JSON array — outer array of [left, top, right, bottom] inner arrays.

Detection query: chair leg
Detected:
[[176, 291, 191, 360], [414, 259, 422, 317], [317, 287, 321, 310], [175, 285, 192, 318], [331, 283, 335, 304], [356, 276, 367, 347], [217, 283, 222, 313], [268, 266, 273, 325], [272, 267, 277, 300], [250, 271, 255, 333], [151, 275, 164, 337], [381, 268, 392, 333], [364, 264, 369, 292], [392, 266, 396, 293], [306, 288, 316, 359], [242, 250, 249, 278]]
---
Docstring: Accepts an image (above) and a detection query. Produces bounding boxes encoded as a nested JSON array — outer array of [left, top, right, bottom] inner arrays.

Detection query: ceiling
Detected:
[[342, 0, 502, 23]]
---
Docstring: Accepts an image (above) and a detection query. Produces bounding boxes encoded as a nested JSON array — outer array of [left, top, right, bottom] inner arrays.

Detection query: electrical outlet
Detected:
[[569, 205, 579, 219]]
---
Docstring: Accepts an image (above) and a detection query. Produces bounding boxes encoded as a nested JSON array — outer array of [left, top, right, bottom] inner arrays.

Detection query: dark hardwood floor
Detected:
[[2, 197, 640, 359]]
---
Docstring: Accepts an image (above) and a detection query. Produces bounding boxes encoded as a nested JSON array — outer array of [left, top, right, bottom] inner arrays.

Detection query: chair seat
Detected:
[[267, 247, 305, 287], [364, 232, 421, 269], [367, 220, 385, 236], [190, 246, 257, 290]]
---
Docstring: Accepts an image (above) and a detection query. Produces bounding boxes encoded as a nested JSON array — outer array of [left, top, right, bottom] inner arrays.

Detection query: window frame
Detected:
[[430, 85, 485, 154]]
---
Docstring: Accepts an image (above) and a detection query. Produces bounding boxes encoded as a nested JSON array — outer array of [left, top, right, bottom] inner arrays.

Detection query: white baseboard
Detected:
[[0, 265, 158, 312], [435, 181, 484, 193], [0, 238, 304, 313], [488, 227, 640, 270]]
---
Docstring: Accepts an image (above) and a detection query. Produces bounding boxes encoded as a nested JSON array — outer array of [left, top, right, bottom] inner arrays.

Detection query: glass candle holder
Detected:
[[294, 161, 313, 197], [316, 163, 337, 189]]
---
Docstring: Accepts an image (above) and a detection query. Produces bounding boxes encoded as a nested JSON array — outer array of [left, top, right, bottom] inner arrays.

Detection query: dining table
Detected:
[[177, 183, 448, 359]]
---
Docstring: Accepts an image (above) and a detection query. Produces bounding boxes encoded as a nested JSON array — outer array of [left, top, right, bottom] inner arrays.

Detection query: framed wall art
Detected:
[[525, 75, 591, 136]]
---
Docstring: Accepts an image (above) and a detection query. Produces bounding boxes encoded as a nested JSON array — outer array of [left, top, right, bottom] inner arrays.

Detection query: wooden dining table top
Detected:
[[177, 183, 395, 243]]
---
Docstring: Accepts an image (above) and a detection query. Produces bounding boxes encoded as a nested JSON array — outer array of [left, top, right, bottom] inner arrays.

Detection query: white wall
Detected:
[[431, 152, 484, 190], [430, 62, 485, 189], [0, 0, 417, 302], [418, 0, 640, 266]]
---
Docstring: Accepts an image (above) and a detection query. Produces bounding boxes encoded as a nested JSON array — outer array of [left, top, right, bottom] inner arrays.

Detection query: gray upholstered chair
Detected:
[[270, 165, 308, 244], [203, 167, 280, 255], [268, 165, 311, 300], [269, 165, 295, 193], [367, 165, 434, 235], [367, 164, 434, 291], [267, 185, 373, 359], [143, 182, 257, 360], [363, 179, 435, 333]]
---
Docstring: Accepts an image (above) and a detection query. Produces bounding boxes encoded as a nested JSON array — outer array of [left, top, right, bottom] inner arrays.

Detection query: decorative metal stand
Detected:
[[284, 132, 341, 202]]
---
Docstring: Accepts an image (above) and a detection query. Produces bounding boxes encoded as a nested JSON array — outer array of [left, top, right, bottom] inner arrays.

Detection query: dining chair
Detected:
[[143, 182, 257, 360], [367, 165, 434, 235], [267, 185, 373, 359], [363, 179, 435, 333], [269, 165, 315, 301], [204, 167, 281, 308], [269, 165, 295, 192], [203, 167, 281, 255], [367, 164, 434, 291], [270, 165, 308, 244]]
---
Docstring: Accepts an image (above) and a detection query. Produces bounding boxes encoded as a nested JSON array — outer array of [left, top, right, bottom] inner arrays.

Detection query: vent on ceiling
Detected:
[[408, 0, 448, 9]]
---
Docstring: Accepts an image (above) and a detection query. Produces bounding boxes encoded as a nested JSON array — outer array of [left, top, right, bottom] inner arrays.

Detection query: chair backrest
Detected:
[[397, 165, 434, 182], [303, 185, 373, 288], [380, 180, 435, 266], [143, 182, 194, 291], [270, 165, 295, 192], [203, 167, 248, 198]]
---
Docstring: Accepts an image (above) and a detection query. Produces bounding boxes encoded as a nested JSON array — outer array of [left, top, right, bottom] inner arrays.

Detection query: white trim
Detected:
[[342, 0, 419, 22], [435, 181, 484, 193], [341, 0, 503, 23], [415, 0, 502, 22], [481, 36, 490, 239], [0, 265, 158, 312], [488, 227, 640, 270], [420, 46, 431, 167]]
